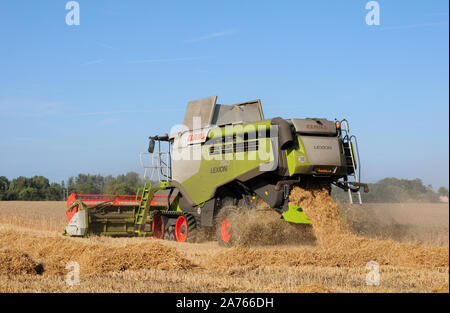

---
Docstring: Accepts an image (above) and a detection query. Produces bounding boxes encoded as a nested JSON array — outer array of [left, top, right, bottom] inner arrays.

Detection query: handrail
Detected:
[[339, 119, 363, 204], [139, 151, 171, 182], [349, 135, 361, 184]]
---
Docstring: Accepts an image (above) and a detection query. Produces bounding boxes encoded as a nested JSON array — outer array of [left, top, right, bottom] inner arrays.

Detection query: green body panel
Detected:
[[282, 204, 311, 224], [175, 200, 182, 212], [181, 121, 275, 204], [286, 136, 310, 176]]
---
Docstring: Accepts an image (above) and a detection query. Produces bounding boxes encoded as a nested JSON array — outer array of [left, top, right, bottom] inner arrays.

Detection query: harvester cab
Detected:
[[64, 96, 368, 245]]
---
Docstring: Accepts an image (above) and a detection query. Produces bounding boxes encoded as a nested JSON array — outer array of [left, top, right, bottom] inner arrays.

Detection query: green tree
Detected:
[[0, 176, 9, 200], [45, 183, 64, 200], [30, 176, 49, 190], [18, 187, 39, 201], [104, 182, 136, 195], [67, 177, 74, 188], [333, 177, 442, 203], [7, 176, 30, 200], [69, 183, 102, 195], [5, 176, 54, 200], [438, 187, 449, 197]]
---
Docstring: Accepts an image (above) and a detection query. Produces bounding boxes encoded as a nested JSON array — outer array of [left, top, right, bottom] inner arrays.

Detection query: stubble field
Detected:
[[0, 189, 448, 293]]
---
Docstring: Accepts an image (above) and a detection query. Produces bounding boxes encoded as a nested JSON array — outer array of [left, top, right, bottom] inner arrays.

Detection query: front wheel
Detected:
[[175, 214, 196, 242], [216, 205, 237, 247]]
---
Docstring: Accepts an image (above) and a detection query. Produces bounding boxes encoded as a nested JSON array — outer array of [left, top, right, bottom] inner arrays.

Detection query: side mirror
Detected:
[[148, 139, 155, 153]]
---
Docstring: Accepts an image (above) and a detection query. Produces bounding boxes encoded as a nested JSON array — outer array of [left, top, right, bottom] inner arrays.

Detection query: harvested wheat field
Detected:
[[0, 188, 448, 293]]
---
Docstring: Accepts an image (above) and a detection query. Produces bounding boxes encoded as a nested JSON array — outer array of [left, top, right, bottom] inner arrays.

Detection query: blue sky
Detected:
[[0, 0, 448, 189]]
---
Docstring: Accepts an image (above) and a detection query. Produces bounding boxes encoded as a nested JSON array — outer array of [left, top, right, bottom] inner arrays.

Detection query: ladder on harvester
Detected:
[[134, 181, 158, 235], [341, 119, 363, 204], [134, 135, 173, 235], [134, 180, 172, 235]]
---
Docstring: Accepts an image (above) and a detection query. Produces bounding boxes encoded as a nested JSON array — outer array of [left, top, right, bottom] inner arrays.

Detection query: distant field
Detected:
[[0, 200, 448, 293], [342, 203, 449, 246], [0, 201, 66, 232], [361, 203, 449, 227]]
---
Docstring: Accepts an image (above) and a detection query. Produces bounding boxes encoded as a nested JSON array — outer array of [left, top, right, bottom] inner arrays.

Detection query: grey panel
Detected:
[[183, 96, 217, 130], [64, 211, 87, 236], [171, 129, 205, 183], [211, 100, 264, 126], [171, 145, 202, 183], [301, 136, 342, 166], [291, 118, 337, 135], [271, 117, 294, 150]]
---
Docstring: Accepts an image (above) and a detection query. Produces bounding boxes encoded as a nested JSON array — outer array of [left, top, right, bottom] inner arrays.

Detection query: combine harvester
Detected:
[[64, 96, 368, 245]]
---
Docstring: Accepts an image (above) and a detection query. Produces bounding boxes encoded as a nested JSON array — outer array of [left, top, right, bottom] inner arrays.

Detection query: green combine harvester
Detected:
[[64, 96, 368, 245]]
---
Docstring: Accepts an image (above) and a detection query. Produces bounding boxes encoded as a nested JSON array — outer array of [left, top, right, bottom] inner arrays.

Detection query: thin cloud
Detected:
[[78, 110, 153, 116], [424, 12, 448, 17], [379, 21, 448, 30], [83, 59, 104, 65], [0, 98, 64, 117], [184, 29, 235, 43], [126, 57, 201, 64], [97, 42, 115, 50], [77, 108, 183, 116]]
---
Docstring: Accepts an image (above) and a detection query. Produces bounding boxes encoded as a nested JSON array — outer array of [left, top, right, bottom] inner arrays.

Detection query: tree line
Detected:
[[332, 177, 449, 203], [0, 172, 144, 201], [0, 174, 448, 203]]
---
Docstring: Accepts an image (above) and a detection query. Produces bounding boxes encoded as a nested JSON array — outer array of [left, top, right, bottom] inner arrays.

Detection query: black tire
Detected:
[[152, 214, 165, 239]]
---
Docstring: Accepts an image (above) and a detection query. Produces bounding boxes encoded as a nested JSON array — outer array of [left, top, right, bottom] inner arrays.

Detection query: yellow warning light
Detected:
[[264, 191, 268, 196], [316, 168, 332, 173]]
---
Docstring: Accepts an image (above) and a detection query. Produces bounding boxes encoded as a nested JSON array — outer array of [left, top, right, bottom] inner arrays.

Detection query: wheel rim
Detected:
[[152, 215, 164, 239], [221, 218, 231, 243], [175, 216, 188, 242]]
